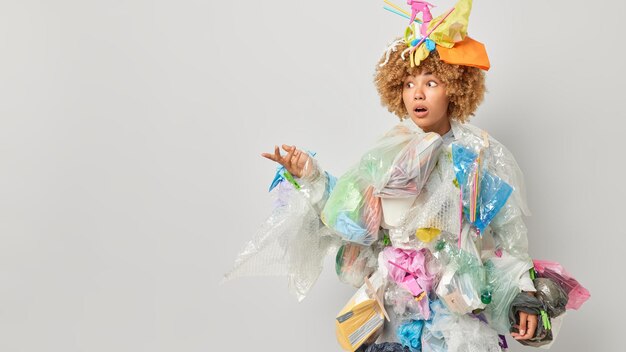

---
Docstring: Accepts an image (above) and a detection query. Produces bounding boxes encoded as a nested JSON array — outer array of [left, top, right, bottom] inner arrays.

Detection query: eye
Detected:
[[406, 82, 415, 88], [427, 80, 438, 87]]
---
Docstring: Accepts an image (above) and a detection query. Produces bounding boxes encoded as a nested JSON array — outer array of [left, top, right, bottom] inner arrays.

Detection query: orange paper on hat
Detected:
[[436, 36, 490, 70]]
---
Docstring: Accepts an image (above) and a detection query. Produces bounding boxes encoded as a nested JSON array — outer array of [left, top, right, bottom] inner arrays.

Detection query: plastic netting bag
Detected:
[[225, 181, 340, 301], [322, 125, 442, 245]]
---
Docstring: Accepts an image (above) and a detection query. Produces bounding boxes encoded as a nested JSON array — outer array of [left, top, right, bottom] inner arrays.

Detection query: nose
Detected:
[[413, 88, 425, 100]]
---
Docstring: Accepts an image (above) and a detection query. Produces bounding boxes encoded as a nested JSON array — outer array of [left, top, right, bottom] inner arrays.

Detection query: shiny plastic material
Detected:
[[508, 292, 552, 347], [336, 243, 380, 288], [225, 181, 340, 301], [483, 253, 534, 334], [433, 229, 487, 315], [534, 278, 568, 318], [533, 259, 590, 310], [428, 300, 502, 352], [451, 144, 513, 232], [322, 125, 442, 245], [336, 272, 386, 351]]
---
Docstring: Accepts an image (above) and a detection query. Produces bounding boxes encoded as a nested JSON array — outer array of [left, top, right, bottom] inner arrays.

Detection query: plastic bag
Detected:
[[483, 252, 533, 334], [533, 259, 590, 310], [433, 227, 488, 315], [534, 278, 568, 318], [508, 292, 553, 347], [336, 243, 380, 287], [428, 300, 501, 352], [452, 144, 513, 233], [322, 125, 442, 245], [397, 319, 425, 352]]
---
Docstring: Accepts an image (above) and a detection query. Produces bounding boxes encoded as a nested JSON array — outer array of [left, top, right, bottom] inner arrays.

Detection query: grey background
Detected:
[[0, 0, 622, 351]]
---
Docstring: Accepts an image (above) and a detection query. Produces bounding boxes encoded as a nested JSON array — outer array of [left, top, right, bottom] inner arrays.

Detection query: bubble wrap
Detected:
[[225, 181, 340, 301]]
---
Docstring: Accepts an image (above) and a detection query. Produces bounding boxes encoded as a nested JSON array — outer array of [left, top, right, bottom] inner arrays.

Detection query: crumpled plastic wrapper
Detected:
[[433, 228, 487, 315], [225, 181, 340, 301], [336, 243, 380, 288], [534, 278, 568, 318], [383, 247, 436, 320], [364, 342, 410, 352], [428, 300, 502, 352]]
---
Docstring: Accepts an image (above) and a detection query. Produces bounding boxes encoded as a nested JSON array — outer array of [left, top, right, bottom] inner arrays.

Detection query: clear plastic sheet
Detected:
[[428, 300, 502, 352], [483, 252, 533, 334], [420, 321, 448, 352], [336, 243, 380, 288], [322, 124, 442, 246], [533, 259, 590, 310], [384, 282, 425, 319], [374, 133, 442, 198], [225, 181, 341, 301]]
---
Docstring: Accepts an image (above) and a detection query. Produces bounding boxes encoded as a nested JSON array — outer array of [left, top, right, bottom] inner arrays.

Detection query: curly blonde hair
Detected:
[[374, 41, 486, 123]]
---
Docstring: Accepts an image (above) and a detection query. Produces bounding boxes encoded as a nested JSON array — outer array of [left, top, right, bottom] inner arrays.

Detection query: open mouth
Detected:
[[415, 107, 428, 113]]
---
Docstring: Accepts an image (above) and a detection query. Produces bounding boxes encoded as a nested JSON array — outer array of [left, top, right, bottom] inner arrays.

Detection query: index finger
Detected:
[[261, 145, 281, 162]]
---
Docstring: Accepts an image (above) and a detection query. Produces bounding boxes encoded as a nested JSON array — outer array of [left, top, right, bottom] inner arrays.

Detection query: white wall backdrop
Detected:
[[0, 0, 623, 351]]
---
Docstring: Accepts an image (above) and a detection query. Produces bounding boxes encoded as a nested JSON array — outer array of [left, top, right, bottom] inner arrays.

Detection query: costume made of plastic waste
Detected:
[[227, 0, 590, 347], [227, 118, 590, 351]]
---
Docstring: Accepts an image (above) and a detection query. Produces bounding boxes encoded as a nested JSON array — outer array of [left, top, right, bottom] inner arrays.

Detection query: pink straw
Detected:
[[409, 7, 455, 54]]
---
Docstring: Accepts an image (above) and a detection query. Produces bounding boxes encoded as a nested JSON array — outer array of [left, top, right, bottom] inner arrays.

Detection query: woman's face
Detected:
[[402, 71, 451, 135]]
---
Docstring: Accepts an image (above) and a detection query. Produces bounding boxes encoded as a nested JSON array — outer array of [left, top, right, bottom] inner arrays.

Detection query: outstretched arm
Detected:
[[261, 144, 335, 213]]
